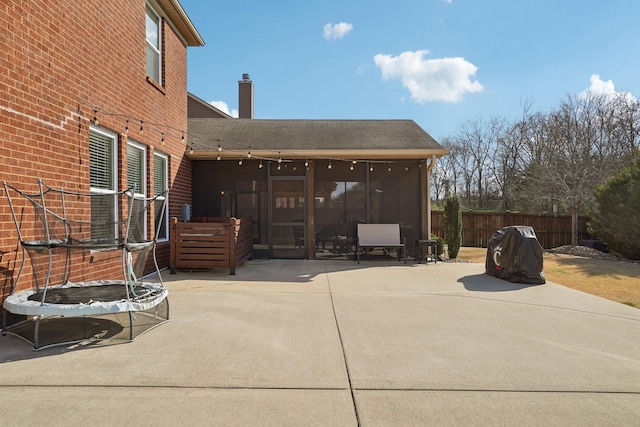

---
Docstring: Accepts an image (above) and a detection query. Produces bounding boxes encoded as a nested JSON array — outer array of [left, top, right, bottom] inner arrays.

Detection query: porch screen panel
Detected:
[[369, 162, 420, 253], [314, 160, 366, 253]]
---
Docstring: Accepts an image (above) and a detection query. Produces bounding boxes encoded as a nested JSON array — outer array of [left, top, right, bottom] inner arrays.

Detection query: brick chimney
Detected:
[[238, 73, 253, 119]]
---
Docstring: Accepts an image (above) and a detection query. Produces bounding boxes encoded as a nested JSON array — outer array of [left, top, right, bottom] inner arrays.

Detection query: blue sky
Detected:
[[180, 0, 639, 140]]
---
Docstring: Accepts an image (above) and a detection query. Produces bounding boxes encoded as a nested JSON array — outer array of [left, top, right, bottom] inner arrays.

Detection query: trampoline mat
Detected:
[[28, 284, 158, 305]]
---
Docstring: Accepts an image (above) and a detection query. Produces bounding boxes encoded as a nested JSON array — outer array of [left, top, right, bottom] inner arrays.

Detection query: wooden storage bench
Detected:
[[169, 217, 253, 275]]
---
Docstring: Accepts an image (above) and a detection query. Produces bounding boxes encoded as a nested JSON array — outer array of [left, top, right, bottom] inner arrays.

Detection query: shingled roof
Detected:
[[187, 118, 448, 160]]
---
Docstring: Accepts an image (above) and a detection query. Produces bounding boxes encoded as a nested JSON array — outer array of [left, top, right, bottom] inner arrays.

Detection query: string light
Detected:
[[328, 161, 332, 170], [278, 152, 282, 164], [239, 158, 243, 165], [217, 153, 221, 161], [259, 159, 263, 168], [81, 103, 188, 146], [277, 163, 281, 171], [247, 147, 251, 158], [370, 165, 374, 172], [218, 144, 222, 152], [304, 159, 309, 168]]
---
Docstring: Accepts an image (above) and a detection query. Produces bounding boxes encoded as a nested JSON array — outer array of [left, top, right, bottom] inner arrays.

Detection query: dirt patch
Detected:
[[457, 246, 640, 308]]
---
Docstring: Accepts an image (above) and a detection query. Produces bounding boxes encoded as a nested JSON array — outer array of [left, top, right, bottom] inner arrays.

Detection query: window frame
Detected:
[[145, 2, 162, 85], [127, 140, 148, 241], [89, 126, 118, 241], [127, 140, 147, 198], [153, 151, 169, 242]]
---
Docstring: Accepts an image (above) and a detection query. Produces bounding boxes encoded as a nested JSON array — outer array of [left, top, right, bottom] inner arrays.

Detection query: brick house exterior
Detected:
[[0, 1, 203, 300]]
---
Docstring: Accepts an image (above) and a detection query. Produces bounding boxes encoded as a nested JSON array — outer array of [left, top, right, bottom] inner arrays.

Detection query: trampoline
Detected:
[[2, 179, 170, 350]]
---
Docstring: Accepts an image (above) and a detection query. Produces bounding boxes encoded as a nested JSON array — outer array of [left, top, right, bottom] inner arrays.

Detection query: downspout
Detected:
[[425, 154, 437, 238]]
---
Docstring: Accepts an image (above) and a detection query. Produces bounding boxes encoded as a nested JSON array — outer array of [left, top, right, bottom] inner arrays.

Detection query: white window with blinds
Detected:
[[89, 127, 118, 241], [146, 3, 161, 84], [127, 141, 147, 243], [154, 152, 169, 241]]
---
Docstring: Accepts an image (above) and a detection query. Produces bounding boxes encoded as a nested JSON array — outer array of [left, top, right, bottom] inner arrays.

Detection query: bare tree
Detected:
[[451, 118, 497, 209], [519, 92, 637, 244]]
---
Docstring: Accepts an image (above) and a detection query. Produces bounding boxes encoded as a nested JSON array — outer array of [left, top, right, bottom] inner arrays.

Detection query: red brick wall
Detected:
[[0, 1, 194, 297]]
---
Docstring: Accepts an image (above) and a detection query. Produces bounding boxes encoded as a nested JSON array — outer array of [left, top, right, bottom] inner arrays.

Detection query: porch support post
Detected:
[[422, 155, 437, 239], [420, 160, 428, 239], [306, 160, 315, 260]]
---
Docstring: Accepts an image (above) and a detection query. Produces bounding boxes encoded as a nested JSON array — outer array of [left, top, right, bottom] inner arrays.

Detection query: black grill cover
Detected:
[[485, 226, 545, 284]]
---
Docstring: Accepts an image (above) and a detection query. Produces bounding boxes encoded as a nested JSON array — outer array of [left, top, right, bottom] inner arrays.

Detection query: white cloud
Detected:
[[579, 74, 637, 104], [373, 50, 483, 103], [209, 100, 238, 118], [323, 22, 353, 40], [583, 74, 615, 96]]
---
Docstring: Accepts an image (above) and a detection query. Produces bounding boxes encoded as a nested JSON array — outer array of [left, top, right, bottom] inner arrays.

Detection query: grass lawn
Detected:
[[457, 247, 640, 308]]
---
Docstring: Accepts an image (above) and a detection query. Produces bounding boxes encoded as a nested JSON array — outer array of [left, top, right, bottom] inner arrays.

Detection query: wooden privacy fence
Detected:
[[431, 211, 590, 249], [170, 217, 253, 275]]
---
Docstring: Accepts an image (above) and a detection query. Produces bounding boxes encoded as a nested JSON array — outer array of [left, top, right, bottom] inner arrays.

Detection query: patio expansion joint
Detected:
[[324, 261, 361, 426], [0, 384, 351, 392], [351, 387, 640, 395]]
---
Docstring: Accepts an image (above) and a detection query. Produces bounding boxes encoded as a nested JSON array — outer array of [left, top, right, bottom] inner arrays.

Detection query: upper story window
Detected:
[[146, 3, 162, 85]]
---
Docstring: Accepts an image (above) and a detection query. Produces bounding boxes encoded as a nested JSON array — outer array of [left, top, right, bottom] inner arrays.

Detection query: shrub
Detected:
[[430, 234, 445, 256], [590, 156, 640, 260], [443, 194, 462, 259]]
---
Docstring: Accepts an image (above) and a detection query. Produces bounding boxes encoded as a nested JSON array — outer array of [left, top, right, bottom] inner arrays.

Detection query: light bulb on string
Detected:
[[92, 109, 99, 125], [370, 165, 374, 172], [218, 144, 222, 152], [239, 158, 243, 165], [217, 153, 221, 161], [259, 159, 263, 169], [124, 120, 129, 134], [278, 152, 282, 164], [304, 159, 309, 168], [161, 133, 165, 145], [247, 147, 251, 158], [328, 161, 332, 170], [139, 120, 144, 133], [277, 163, 281, 171], [181, 132, 185, 143]]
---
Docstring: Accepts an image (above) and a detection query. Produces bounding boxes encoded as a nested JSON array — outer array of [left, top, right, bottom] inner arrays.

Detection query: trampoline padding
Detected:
[[3, 280, 168, 316]]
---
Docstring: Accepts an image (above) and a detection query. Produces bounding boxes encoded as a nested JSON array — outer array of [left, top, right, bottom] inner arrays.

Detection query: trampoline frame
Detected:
[[2, 179, 170, 350]]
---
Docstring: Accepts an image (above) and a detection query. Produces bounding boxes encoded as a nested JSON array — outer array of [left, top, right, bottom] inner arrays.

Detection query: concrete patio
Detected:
[[1, 259, 640, 426]]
